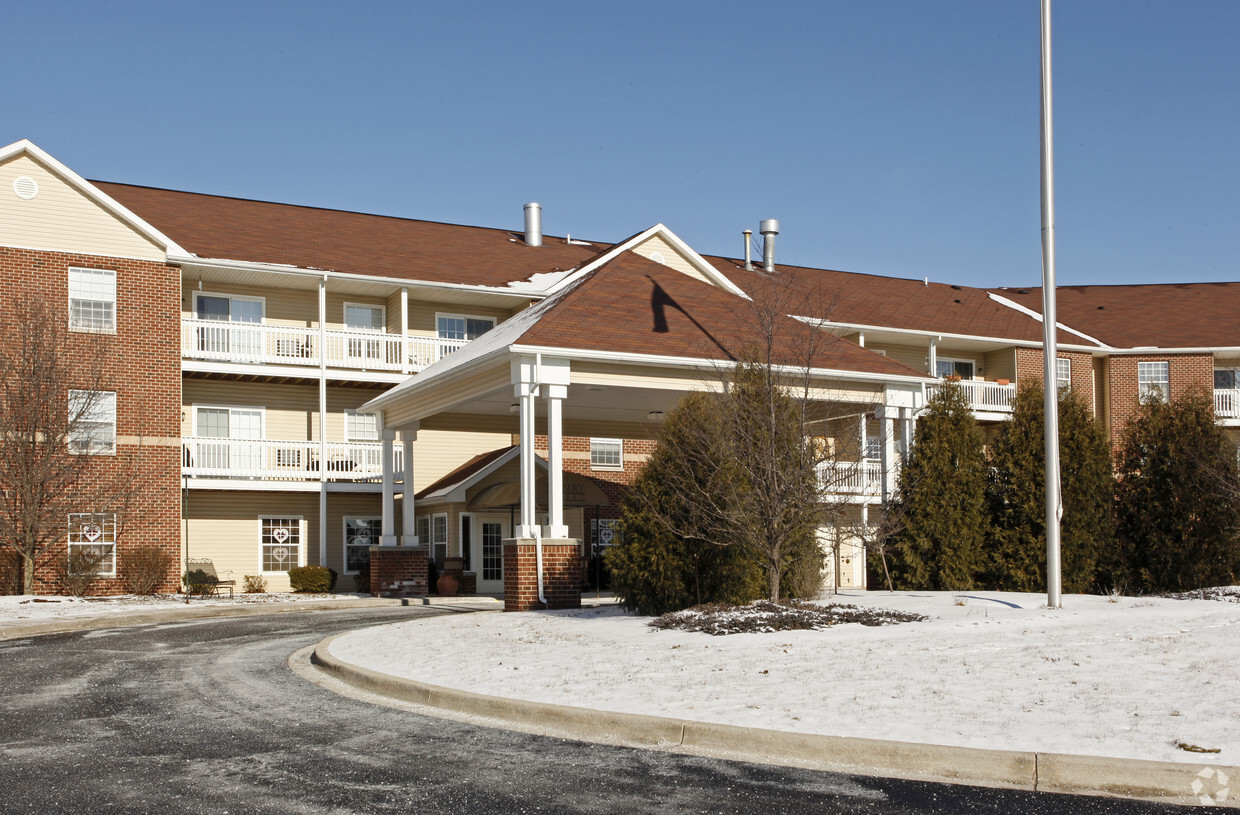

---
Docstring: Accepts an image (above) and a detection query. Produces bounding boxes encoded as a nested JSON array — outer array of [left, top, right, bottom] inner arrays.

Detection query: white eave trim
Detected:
[[542, 223, 752, 300], [168, 254, 547, 300], [1, 139, 189, 257], [510, 344, 936, 386], [797, 315, 1108, 354], [986, 293, 1109, 348]]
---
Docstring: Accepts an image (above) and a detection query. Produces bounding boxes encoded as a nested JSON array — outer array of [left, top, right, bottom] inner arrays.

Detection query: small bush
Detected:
[[61, 548, 106, 597], [650, 599, 930, 635], [288, 565, 336, 593], [242, 574, 267, 593], [183, 569, 215, 596], [121, 547, 174, 596]]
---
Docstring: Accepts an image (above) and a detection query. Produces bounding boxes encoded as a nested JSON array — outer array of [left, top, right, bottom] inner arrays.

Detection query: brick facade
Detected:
[[503, 540, 582, 612], [0, 247, 182, 595], [369, 546, 429, 597], [1013, 347, 1097, 413], [1105, 353, 1214, 448]]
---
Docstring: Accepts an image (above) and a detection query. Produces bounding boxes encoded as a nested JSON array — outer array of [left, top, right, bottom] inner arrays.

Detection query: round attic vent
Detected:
[[13, 176, 38, 200], [648, 252, 666, 265]]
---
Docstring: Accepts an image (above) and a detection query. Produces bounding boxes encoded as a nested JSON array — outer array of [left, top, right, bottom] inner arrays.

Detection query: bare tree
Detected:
[[629, 276, 870, 601], [0, 295, 147, 594]]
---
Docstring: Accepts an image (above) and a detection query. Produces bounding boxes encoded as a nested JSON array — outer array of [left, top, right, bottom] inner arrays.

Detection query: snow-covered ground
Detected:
[[0, 592, 370, 623], [329, 590, 1240, 764]]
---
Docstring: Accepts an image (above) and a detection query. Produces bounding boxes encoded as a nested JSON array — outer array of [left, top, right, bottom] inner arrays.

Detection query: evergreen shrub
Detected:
[[288, 565, 337, 593]]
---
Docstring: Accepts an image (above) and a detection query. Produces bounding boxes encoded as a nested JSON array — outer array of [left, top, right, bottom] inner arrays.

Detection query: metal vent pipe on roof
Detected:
[[524, 202, 542, 247], [760, 219, 780, 272], [743, 229, 753, 271]]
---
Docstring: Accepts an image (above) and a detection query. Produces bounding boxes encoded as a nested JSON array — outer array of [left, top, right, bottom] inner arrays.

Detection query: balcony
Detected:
[[182, 438, 403, 482], [817, 460, 883, 498], [181, 319, 467, 373], [928, 379, 1016, 415], [1215, 389, 1240, 419]]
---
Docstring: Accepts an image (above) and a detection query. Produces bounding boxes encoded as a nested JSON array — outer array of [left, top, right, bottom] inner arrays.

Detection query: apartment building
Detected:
[[3, 138, 1238, 599]]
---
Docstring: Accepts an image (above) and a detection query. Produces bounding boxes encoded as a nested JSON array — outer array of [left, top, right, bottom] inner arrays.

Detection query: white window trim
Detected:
[[68, 267, 117, 334], [431, 513, 449, 545], [344, 409, 380, 442], [191, 404, 267, 438], [1138, 361, 1171, 403], [68, 390, 117, 456], [67, 512, 117, 578], [590, 437, 624, 471], [343, 302, 388, 333], [342, 516, 381, 575], [459, 512, 475, 572], [259, 515, 305, 574], [434, 312, 497, 337], [1056, 357, 1072, 390], [935, 357, 976, 380], [194, 290, 267, 323]]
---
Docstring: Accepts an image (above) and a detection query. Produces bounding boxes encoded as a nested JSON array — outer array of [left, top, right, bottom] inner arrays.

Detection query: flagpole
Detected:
[[1040, 0, 1063, 609]]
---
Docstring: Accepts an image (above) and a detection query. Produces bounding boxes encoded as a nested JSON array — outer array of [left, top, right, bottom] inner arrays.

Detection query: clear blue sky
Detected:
[[7, 1, 1238, 288]]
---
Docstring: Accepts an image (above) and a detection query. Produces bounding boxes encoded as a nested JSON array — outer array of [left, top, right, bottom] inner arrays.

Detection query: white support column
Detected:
[[400, 286, 410, 374], [545, 384, 568, 538], [516, 384, 538, 539], [401, 429, 418, 546], [900, 406, 913, 461], [878, 406, 897, 504], [318, 276, 328, 567], [928, 337, 938, 376], [380, 427, 398, 546], [858, 412, 868, 459]]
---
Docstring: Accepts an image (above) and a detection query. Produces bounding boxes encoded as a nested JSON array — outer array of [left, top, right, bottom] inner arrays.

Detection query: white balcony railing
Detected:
[[817, 460, 883, 496], [1215, 389, 1240, 418], [181, 319, 466, 373], [928, 380, 1016, 413], [182, 438, 403, 481]]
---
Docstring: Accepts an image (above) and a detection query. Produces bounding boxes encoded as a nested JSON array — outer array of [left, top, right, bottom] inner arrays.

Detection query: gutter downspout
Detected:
[[319, 276, 328, 569]]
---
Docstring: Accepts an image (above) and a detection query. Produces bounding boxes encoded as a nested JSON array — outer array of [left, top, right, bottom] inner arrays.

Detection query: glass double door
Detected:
[[196, 294, 263, 359]]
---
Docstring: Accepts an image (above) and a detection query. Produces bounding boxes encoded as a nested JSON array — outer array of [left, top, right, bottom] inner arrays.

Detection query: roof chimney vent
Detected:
[[523, 202, 542, 247], [760, 219, 780, 272]]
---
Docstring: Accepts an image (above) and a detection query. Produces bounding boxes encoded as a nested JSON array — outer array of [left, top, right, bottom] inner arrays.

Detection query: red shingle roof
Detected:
[[708, 257, 1087, 346], [93, 182, 604, 288], [515, 251, 928, 379]]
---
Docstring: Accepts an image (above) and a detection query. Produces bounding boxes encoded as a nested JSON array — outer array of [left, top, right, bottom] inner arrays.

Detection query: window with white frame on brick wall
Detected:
[[68, 267, 116, 332], [68, 512, 117, 577], [1138, 361, 1170, 402], [590, 438, 623, 470], [67, 390, 116, 455]]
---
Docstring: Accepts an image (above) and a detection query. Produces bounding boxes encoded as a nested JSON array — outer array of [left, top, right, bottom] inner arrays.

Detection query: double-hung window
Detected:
[[68, 390, 116, 455], [1138, 361, 1170, 403], [431, 513, 448, 566], [590, 438, 623, 470], [67, 513, 117, 577], [68, 268, 116, 332], [1215, 368, 1240, 390], [436, 314, 496, 360], [1056, 358, 1072, 391]]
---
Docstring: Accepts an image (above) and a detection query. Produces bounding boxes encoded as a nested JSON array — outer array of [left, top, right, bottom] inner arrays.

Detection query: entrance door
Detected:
[[196, 407, 263, 476], [475, 517, 506, 594]]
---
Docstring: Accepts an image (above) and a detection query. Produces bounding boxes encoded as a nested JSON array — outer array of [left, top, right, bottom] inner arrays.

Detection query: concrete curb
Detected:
[[311, 633, 1238, 808], [0, 596, 500, 641]]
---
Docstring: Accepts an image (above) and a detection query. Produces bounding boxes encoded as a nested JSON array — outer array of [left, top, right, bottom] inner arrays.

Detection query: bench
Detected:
[[185, 557, 236, 598]]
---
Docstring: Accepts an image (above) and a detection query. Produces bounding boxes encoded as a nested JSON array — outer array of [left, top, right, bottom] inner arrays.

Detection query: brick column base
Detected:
[[369, 546, 428, 597], [503, 539, 583, 612]]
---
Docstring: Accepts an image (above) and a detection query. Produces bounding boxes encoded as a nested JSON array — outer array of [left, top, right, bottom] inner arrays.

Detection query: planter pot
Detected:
[[996, 379, 1010, 386], [436, 573, 459, 596]]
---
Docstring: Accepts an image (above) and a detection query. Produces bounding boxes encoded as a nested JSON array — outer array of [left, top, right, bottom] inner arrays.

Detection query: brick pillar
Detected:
[[503, 539, 583, 612], [368, 546, 428, 597]]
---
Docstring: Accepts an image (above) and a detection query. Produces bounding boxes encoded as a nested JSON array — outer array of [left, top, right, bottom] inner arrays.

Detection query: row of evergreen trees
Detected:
[[881, 381, 1240, 594]]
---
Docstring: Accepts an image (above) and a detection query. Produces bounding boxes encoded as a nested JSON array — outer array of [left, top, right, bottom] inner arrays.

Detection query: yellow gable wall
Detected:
[[631, 234, 713, 285], [0, 154, 164, 261]]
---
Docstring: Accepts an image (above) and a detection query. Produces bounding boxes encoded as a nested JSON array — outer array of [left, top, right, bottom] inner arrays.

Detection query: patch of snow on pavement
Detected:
[[329, 590, 1240, 764], [0, 592, 369, 622]]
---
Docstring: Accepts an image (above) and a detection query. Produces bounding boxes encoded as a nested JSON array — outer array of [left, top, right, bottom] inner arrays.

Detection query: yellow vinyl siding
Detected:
[[631, 234, 711, 284], [183, 491, 320, 593], [181, 280, 318, 327], [412, 430, 513, 490], [868, 343, 927, 374], [0, 155, 164, 261], [983, 349, 1016, 382]]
